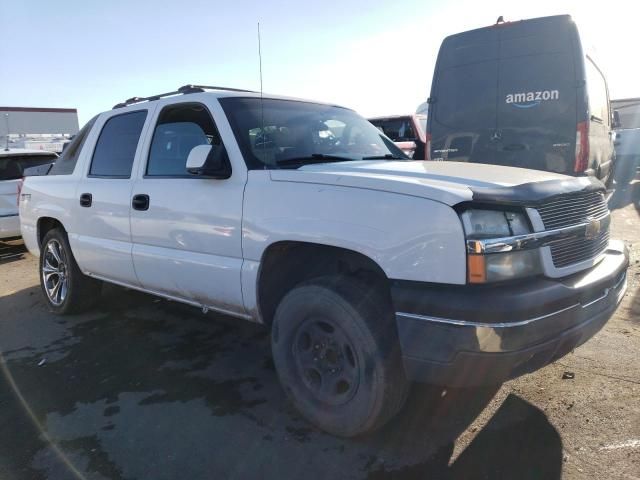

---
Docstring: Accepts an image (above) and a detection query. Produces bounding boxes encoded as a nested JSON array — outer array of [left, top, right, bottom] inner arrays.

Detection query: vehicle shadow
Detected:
[[0, 284, 563, 480], [0, 238, 26, 264]]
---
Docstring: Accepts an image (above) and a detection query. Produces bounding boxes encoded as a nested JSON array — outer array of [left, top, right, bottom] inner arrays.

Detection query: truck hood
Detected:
[[270, 160, 597, 206]]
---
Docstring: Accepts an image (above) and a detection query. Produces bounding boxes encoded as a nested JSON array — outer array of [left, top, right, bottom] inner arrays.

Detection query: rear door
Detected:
[[70, 109, 150, 285], [496, 22, 577, 174], [429, 28, 499, 163]]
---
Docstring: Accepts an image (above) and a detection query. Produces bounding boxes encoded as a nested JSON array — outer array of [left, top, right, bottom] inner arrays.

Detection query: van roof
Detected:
[[445, 14, 573, 41], [437, 14, 578, 70]]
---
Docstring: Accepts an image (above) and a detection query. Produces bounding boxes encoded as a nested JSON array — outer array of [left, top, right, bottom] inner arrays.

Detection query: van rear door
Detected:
[[429, 27, 499, 163], [496, 20, 577, 174]]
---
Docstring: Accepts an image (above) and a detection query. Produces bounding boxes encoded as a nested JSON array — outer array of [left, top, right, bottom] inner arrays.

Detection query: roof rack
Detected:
[[112, 84, 256, 109]]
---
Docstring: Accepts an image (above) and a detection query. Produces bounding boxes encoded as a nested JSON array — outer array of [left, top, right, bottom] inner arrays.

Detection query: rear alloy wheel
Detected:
[[42, 239, 69, 306], [272, 276, 408, 437], [40, 228, 102, 314]]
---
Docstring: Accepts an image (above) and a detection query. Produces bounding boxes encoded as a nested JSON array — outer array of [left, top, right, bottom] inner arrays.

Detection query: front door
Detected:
[[129, 101, 246, 316]]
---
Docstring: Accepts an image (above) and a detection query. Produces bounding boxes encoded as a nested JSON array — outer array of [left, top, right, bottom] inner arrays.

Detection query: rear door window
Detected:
[[89, 110, 147, 178]]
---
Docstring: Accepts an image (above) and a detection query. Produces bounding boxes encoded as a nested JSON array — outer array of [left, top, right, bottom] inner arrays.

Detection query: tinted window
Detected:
[[435, 60, 497, 129], [49, 116, 97, 175], [147, 103, 221, 176], [89, 111, 147, 177], [0, 154, 58, 180], [586, 58, 609, 124], [370, 118, 416, 141]]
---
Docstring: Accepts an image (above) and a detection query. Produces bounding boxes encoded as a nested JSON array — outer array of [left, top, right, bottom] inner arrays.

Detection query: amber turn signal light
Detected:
[[467, 254, 487, 283]]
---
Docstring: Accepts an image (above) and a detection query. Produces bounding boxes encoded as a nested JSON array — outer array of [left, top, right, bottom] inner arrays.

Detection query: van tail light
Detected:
[[17, 178, 24, 206], [574, 121, 589, 173], [425, 133, 432, 160]]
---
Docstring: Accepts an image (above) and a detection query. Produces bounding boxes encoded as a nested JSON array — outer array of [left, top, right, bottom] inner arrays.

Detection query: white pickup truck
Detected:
[[19, 85, 629, 437]]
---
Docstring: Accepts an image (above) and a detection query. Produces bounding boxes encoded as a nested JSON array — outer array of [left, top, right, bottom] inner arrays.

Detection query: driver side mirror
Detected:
[[186, 144, 231, 179]]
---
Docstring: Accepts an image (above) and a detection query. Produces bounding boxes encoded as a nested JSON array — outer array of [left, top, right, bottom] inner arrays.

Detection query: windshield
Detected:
[[220, 97, 406, 169]]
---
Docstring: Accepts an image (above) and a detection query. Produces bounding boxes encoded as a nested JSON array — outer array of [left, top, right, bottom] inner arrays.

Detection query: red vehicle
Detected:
[[368, 114, 427, 159]]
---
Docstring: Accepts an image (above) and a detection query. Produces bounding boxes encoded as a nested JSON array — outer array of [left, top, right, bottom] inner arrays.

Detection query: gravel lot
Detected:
[[0, 179, 638, 480]]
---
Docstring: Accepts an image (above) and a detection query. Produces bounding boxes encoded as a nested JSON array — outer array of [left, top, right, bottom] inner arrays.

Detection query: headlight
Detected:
[[461, 209, 530, 238], [461, 209, 542, 283]]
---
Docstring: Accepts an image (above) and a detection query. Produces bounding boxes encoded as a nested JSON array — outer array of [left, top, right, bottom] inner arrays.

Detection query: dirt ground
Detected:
[[0, 180, 638, 480]]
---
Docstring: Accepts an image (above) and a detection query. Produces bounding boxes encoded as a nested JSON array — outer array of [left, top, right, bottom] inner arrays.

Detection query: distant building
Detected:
[[611, 98, 640, 129], [1, 106, 79, 152]]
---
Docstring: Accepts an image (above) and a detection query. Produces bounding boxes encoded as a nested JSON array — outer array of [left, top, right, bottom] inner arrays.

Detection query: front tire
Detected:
[[40, 228, 102, 314], [271, 276, 408, 437]]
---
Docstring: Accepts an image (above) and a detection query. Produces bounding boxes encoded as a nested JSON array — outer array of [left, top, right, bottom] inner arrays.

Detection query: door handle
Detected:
[[79, 193, 92, 207], [132, 194, 150, 211]]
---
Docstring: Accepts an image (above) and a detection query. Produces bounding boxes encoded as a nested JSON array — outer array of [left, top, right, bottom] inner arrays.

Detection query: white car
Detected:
[[19, 85, 629, 437], [0, 148, 57, 239]]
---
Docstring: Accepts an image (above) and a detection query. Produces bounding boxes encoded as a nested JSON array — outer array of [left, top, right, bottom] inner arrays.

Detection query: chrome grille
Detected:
[[535, 190, 610, 269], [536, 191, 608, 230], [550, 229, 610, 268]]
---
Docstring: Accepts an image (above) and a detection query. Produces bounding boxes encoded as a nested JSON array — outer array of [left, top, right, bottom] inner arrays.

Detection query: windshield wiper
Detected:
[[361, 154, 406, 160], [276, 154, 357, 167]]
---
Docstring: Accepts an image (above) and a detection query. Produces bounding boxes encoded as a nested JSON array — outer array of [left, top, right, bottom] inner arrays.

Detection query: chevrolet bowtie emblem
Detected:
[[585, 217, 601, 240]]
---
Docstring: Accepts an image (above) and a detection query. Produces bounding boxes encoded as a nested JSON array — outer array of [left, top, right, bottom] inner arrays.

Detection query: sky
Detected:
[[1, 0, 639, 125]]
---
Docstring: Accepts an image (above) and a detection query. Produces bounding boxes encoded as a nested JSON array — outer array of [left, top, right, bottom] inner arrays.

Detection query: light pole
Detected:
[[4, 113, 9, 151]]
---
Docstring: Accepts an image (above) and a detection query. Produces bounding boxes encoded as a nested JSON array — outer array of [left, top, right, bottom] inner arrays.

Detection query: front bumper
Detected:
[[0, 214, 20, 239], [392, 240, 629, 386]]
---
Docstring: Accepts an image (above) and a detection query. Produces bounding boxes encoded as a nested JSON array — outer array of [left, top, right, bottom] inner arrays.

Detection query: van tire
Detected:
[[271, 276, 409, 437], [39, 228, 102, 314]]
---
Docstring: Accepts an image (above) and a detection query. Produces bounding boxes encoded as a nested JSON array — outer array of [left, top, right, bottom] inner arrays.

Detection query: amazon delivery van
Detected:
[[426, 15, 615, 184]]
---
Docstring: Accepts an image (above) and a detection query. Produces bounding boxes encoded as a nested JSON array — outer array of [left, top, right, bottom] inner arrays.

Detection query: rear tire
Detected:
[[271, 276, 408, 437], [40, 228, 102, 314]]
